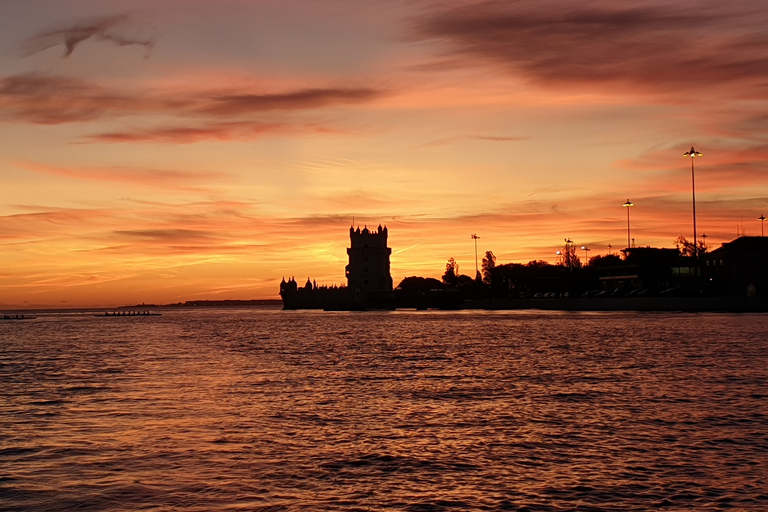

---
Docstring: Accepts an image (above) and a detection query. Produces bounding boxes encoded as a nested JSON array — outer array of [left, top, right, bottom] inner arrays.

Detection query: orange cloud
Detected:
[[2, 189, 763, 307], [86, 121, 337, 144], [417, 134, 530, 148], [10, 161, 234, 190], [615, 144, 768, 193]]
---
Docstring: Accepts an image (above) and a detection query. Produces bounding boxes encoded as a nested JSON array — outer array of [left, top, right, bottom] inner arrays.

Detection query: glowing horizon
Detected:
[[2, 0, 768, 308]]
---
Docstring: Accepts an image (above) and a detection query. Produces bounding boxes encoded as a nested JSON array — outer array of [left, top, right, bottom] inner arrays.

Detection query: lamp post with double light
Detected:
[[581, 246, 590, 266], [683, 147, 702, 261], [471, 234, 480, 281], [760, 214, 766, 237], [623, 199, 633, 249]]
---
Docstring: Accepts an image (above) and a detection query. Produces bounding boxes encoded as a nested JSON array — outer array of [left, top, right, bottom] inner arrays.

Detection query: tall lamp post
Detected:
[[471, 234, 480, 280], [581, 246, 591, 266], [623, 199, 634, 249], [683, 147, 703, 260], [760, 214, 766, 237]]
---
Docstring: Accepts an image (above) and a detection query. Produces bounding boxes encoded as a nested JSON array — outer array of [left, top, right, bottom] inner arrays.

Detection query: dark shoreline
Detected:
[[280, 295, 768, 313], [461, 296, 768, 313], [4, 297, 768, 314]]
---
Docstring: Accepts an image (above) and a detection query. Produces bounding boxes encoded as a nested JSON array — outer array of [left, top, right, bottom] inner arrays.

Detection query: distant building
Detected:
[[280, 225, 393, 309], [593, 238, 768, 297], [346, 225, 393, 304], [597, 247, 679, 292], [704, 236, 768, 297]]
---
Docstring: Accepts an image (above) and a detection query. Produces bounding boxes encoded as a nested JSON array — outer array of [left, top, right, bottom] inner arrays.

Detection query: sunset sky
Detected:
[[2, 0, 768, 308]]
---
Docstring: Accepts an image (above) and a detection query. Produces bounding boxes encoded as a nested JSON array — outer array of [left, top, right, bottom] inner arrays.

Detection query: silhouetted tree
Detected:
[[442, 257, 459, 286], [394, 276, 452, 308], [589, 254, 623, 267], [674, 235, 707, 258], [481, 250, 496, 285], [396, 276, 443, 293], [489, 262, 527, 298], [557, 241, 581, 269]]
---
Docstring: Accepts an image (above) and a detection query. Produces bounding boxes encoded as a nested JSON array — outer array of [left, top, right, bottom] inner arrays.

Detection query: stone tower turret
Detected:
[[345, 225, 393, 298]]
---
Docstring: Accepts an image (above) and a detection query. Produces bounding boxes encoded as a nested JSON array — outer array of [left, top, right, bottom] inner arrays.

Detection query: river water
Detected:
[[1, 308, 767, 511]]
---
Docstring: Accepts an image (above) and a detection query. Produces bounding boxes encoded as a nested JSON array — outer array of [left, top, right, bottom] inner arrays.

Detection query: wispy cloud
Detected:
[[0, 73, 385, 140], [201, 87, 382, 116], [417, 134, 529, 148], [416, 1, 768, 99], [314, 190, 415, 211], [615, 144, 768, 193], [21, 14, 155, 57], [3, 188, 763, 306], [0, 73, 174, 124], [114, 228, 223, 245], [87, 121, 336, 144], [10, 161, 233, 190]]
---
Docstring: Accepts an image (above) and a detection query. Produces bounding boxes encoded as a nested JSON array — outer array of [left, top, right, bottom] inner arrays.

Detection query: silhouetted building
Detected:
[[597, 247, 679, 292], [346, 225, 393, 304], [280, 225, 393, 309], [704, 236, 768, 297]]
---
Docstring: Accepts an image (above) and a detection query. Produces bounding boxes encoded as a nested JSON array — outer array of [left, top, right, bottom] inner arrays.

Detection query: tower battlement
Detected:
[[348, 224, 388, 248], [280, 224, 393, 309], [346, 225, 392, 294]]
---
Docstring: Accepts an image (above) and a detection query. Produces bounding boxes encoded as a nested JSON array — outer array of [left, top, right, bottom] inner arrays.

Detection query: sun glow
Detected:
[[2, 1, 768, 307]]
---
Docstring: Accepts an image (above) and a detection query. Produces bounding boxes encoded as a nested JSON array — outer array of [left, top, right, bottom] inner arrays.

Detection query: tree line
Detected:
[[395, 235, 704, 302]]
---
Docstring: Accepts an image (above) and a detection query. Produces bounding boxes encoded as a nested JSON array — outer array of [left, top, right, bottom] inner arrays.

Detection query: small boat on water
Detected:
[[95, 311, 162, 317], [1, 314, 36, 320]]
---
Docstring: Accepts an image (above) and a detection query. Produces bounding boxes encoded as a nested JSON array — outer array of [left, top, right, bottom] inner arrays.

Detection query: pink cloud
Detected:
[[0, 73, 170, 124], [0, 73, 384, 145], [0, 74, 383, 124], [416, 1, 768, 100], [200, 87, 382, 116]]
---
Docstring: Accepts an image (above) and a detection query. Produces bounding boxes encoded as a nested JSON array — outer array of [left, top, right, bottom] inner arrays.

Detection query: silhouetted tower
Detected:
[[346, 225, 393, 299]]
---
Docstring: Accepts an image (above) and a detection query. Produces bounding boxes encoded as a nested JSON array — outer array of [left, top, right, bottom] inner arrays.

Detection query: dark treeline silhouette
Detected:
[[394, 233, 768, 303], [395, 257, 582, 304], [283, 224, 768, 310]]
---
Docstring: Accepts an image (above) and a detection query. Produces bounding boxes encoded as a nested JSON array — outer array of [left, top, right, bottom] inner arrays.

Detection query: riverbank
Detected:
[[462, 296, 768, 312]]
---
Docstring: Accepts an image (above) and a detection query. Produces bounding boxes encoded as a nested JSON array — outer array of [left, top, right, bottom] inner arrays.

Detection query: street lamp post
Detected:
[[471, 234, 480, 280], [623, 199, 634, 249], [607, 244, 612, 255], [683, 147, 703, 260], [581, 246, 591, 266], [760, 214, 766, 237], [564, 238, 574, 270]]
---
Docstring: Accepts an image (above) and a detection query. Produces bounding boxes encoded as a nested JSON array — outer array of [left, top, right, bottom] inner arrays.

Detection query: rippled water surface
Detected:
[[2, 308, 767, 511]]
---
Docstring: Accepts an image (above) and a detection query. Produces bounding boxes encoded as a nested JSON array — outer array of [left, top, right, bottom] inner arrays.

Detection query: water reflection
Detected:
[[1, 310, 766, 511]]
